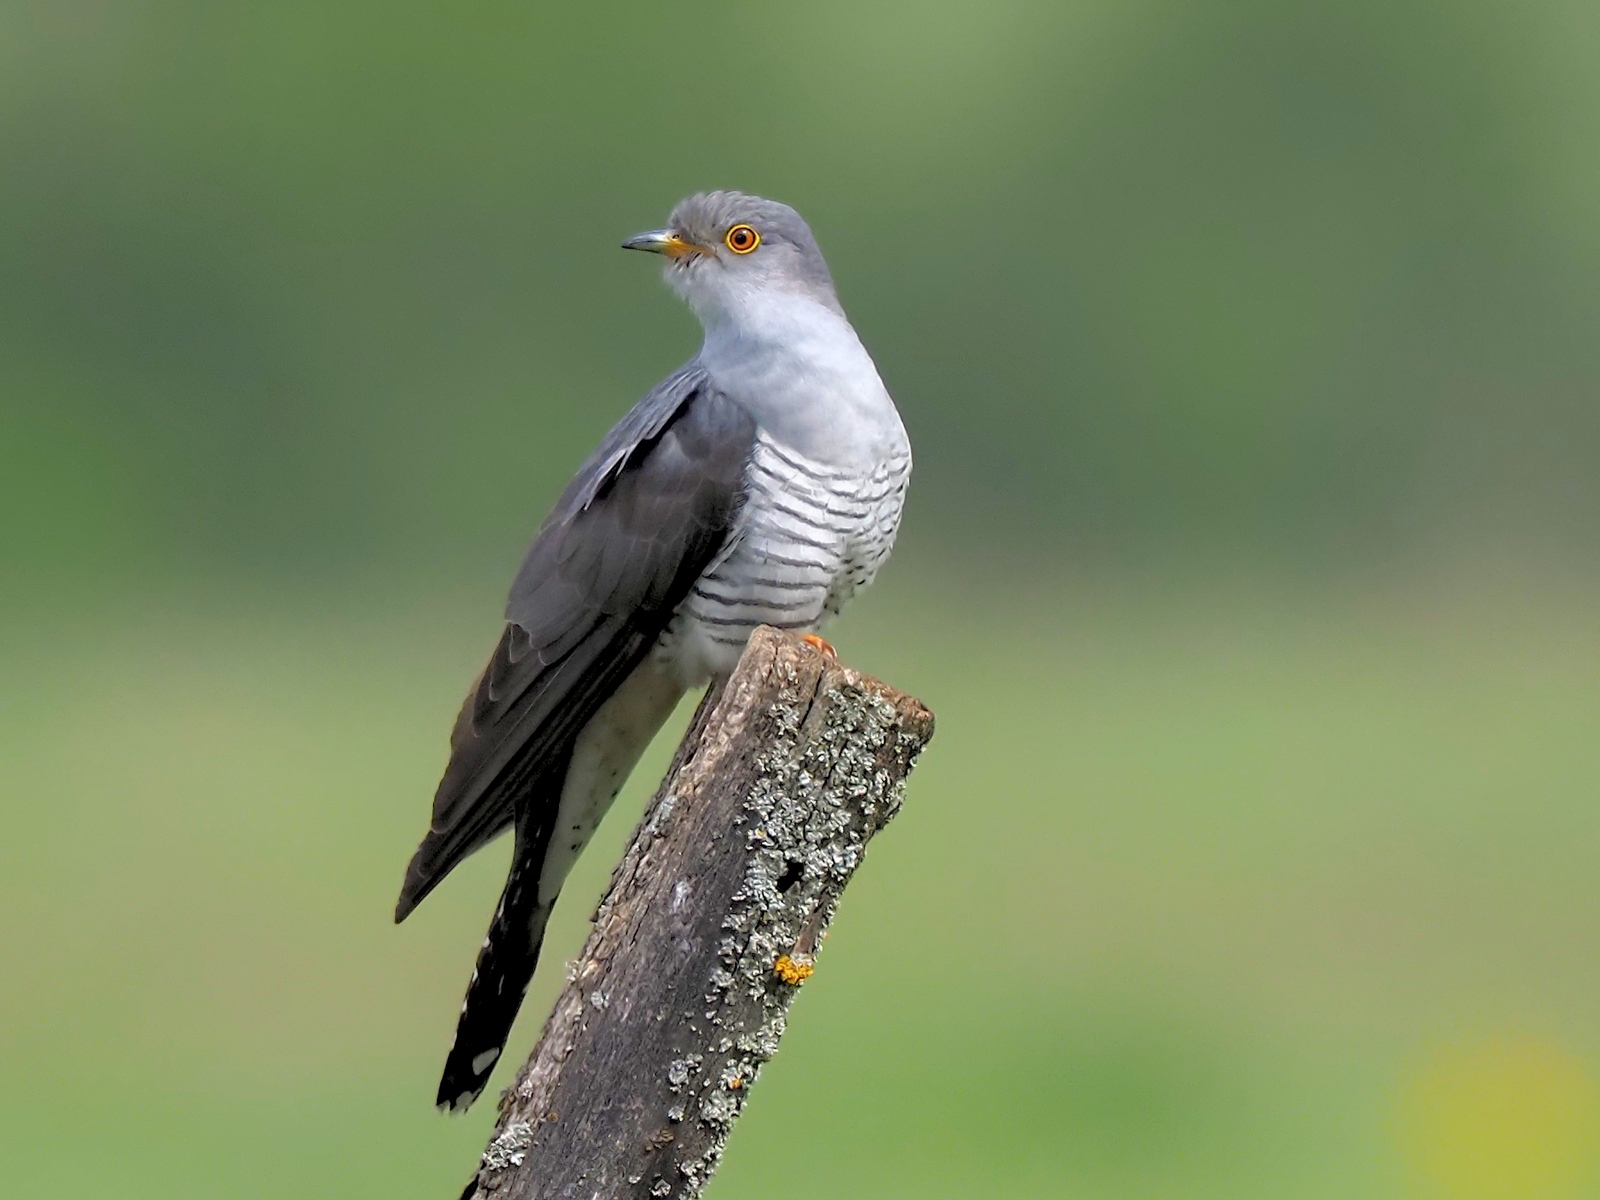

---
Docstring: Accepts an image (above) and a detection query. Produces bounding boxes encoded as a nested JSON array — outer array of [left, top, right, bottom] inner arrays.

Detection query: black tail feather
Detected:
[[436, 813, 556, 1113]]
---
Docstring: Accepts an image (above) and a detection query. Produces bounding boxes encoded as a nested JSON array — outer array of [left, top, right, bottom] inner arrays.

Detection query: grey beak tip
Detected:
[[622, 229, 677, 254]]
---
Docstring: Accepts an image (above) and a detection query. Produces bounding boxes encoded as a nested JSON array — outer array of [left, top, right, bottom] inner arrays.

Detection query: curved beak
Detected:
[[621, 228, 703, 259]]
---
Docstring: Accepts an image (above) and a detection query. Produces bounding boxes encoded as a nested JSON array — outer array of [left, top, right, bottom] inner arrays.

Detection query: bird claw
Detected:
[[801, 633, 837, 660]]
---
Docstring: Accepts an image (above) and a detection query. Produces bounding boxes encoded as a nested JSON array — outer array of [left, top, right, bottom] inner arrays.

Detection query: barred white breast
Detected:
[[663, 429, 911, 682]]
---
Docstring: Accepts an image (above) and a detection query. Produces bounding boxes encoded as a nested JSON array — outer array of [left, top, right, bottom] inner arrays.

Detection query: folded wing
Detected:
[[396, 366, 755, 920]]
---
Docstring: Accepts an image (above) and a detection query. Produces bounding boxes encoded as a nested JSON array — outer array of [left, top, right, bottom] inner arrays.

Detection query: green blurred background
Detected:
[[4, 1, 1600, 1196]]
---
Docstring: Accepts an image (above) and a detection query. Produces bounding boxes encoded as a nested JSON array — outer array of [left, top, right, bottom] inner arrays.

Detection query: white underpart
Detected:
[[538, 658, 684, 906], [664, 430, 910, 681]]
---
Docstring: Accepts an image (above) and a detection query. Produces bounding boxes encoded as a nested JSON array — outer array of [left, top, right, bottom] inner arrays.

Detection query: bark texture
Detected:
[[463, 626, 934, 1200]]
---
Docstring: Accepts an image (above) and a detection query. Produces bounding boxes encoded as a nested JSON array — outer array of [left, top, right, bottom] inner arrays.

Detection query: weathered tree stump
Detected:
[[462, 626, 934, 1200]]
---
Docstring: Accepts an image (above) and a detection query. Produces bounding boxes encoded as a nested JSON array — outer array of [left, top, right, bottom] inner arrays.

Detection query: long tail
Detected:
[[436, 813, 556, 1113]]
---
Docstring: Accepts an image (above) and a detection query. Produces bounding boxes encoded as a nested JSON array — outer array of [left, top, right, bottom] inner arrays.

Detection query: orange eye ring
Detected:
[[725, 224, 760, 254]]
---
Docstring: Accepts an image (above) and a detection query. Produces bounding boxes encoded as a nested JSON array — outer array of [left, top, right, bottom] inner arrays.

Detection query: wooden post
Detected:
[[462, 627, 935, 1200]]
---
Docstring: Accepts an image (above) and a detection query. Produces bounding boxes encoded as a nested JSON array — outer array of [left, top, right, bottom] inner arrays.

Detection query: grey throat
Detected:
[[396, 190, 911, 1114]]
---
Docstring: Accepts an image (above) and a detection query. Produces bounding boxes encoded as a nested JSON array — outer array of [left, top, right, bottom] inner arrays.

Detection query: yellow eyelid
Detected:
[[725, 224, 761, 254]]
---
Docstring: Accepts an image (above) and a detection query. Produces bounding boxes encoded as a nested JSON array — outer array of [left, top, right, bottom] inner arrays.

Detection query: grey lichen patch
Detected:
[[666, 1054, 703, 1089], [699, 1088, 738, 1126], [735, 1016, 785, 1061], [481, 1121, 534, 1173]]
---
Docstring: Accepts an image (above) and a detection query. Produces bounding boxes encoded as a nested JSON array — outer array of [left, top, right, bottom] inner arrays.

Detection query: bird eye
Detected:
[[724, 224, 760, 254]]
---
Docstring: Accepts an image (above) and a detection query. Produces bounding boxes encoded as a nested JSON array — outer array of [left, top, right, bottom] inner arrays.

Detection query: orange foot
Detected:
[[801, 633, 837, 660]]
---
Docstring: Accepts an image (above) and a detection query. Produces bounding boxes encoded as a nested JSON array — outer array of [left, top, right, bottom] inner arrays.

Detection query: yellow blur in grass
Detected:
[[1398, 1036, 1600, 1200]]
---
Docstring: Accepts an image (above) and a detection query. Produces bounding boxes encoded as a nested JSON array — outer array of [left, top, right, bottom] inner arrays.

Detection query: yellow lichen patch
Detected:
[[773, 954, 814, 985]]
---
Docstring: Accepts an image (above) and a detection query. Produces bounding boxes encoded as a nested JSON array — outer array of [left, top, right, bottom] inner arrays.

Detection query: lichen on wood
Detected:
[[462, 626, 934, 1200]]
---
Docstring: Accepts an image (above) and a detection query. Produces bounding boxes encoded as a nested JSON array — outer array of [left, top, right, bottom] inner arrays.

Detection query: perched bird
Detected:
[[396, 191, 911, 1112]]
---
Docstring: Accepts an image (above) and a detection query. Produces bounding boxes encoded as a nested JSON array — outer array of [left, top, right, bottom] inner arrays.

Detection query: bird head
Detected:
[[623, 191, 841, 322]]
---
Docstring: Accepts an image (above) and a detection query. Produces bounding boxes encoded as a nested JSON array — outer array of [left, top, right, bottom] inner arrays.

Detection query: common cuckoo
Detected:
[[396, 191, 911, 1112]]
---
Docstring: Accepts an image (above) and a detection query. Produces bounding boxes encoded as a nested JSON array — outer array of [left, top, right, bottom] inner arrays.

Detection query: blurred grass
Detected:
[[3, 565, 1598, 1197]]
